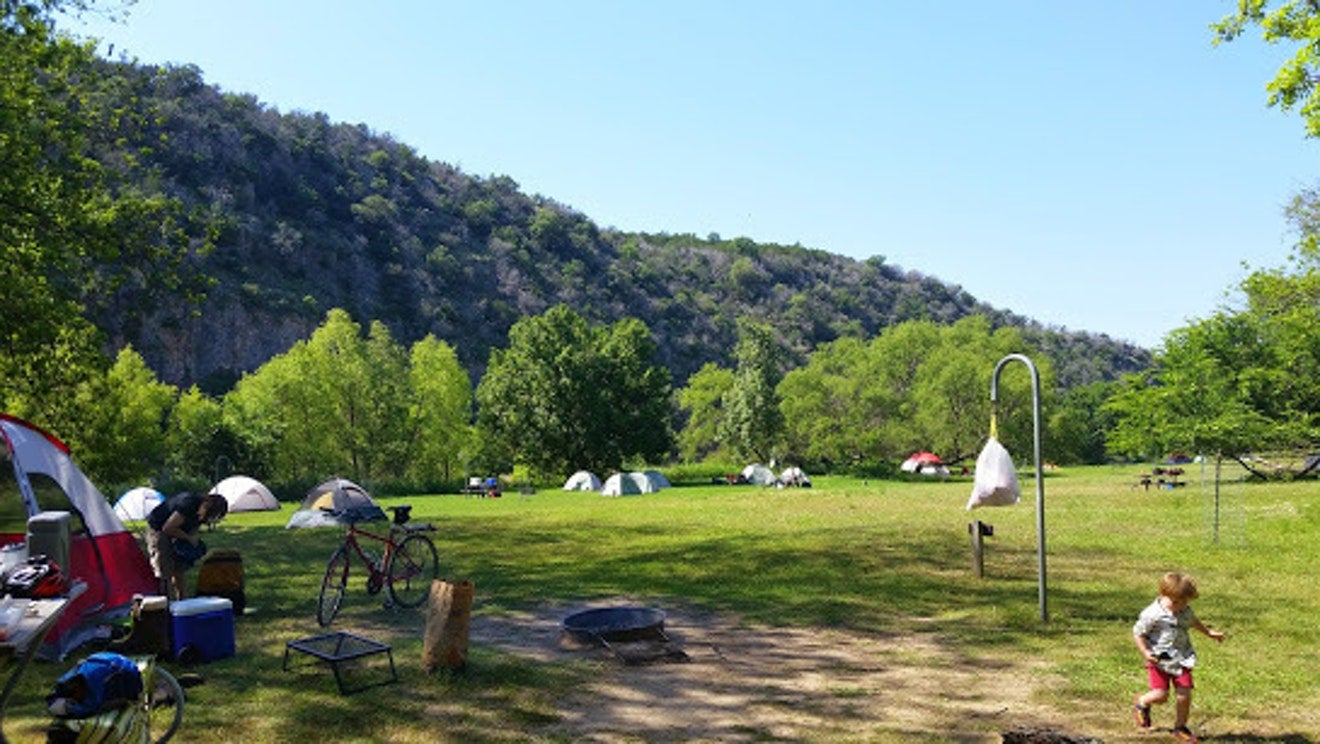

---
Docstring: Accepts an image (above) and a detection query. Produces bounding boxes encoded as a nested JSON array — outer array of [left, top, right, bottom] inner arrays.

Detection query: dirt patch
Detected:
[[469, 599, 1080, 742]]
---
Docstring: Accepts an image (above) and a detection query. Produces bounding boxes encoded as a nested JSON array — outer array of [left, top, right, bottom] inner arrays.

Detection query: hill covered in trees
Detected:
[[93, 60, 1149, 393]]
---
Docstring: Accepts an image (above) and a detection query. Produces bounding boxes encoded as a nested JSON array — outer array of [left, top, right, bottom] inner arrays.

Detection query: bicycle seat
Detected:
[[388, 505, 412, 525]]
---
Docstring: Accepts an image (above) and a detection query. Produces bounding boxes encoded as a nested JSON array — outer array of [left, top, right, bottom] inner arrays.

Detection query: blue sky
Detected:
[[68, 1, 1319, 349]]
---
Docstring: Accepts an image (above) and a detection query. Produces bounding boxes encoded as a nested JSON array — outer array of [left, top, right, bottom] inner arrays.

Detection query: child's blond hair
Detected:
[[1158, 572, 1199, 601]]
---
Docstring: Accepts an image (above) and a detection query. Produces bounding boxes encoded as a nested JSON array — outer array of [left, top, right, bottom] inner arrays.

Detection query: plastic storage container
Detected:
[[26, 511, 71, 574], [170, 596, 235, 662]]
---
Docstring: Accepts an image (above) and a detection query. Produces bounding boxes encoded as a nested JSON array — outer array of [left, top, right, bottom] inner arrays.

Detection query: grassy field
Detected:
[[4, 464, 1317, 742]]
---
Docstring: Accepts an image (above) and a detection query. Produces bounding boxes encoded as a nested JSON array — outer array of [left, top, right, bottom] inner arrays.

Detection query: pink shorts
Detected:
[[1146, 662, 1194, 690]]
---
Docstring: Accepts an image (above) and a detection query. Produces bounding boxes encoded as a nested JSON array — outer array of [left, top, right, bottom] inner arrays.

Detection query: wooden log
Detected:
[[422, 579, 474, 673]]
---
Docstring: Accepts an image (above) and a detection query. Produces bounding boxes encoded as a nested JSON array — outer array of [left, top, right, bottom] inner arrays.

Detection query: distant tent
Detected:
[[601, 473, 643, 497], [626, 471, 661, 494], [286, 477, 384, 528], [740, 463, 776, 486], [563, 470, 603, 492], [213, 475, 279, 512], [643, 470, 671, 489], [780, 467, 811, 487], [113, 486, 165, 522], [901, 451, 948, 476]]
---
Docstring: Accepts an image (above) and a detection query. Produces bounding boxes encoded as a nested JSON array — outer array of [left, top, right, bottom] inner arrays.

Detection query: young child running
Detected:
[[1132, 572, 1226, 742]]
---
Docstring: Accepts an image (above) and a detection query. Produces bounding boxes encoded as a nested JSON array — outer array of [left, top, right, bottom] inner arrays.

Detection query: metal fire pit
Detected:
[[561, 606, 686, 664]]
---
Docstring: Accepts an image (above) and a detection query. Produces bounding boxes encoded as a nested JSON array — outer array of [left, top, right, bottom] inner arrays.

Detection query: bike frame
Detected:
[[338, 521, 400, 579]]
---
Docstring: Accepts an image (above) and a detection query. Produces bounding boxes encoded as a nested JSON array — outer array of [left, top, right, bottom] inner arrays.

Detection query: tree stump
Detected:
[[422, 579, 474, 673]]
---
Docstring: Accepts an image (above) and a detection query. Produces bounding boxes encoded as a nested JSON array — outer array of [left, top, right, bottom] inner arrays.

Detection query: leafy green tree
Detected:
[[720, 320, 784, 463], [405, 335, 473, 483], [908, 317, 1044, 464], [1107, 252, 1320, 472], [779, 337, 895, 468], [778, 317, 1045, 470], [1, 1, 205, 419], [1214, 1, 1320, 137], [475, 305, 672, 478], [68, 347, 177, 488], [1048, 381, 1116, 465], [676, 363, 735, 463], [166, 386, 243, 484]]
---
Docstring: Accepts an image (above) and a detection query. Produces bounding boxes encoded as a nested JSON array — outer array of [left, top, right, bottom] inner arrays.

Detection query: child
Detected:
[[1132, 572, 1226, 742]]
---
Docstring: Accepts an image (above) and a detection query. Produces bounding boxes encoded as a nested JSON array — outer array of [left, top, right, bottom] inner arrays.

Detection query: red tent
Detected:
[[1, 414, 157, 657], [901, 451, 947, 474]]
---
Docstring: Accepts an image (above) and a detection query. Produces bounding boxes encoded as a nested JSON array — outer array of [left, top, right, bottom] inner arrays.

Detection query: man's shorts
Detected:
[[145, 528, 175, 578], [1146, 662, 1194, 690]]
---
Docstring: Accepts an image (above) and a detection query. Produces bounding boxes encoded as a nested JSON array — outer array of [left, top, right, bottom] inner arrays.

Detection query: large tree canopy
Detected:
[[475, 305, 672, 478], [1106, 250, 1320, 473]]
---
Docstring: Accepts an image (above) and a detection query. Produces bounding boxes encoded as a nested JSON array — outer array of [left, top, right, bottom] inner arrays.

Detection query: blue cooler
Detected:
[[170, 597, 235, 662]]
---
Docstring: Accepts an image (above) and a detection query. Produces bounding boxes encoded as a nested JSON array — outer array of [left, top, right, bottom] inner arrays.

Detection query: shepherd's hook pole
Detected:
[[991, 354, 1047, 623]]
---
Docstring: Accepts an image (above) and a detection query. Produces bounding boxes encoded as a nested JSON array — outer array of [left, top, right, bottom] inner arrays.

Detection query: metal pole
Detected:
[[991, 353, 1047, 623]]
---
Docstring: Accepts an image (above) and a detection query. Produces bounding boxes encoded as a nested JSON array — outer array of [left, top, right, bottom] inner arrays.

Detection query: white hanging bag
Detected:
[[966, 416, 1020, 510]]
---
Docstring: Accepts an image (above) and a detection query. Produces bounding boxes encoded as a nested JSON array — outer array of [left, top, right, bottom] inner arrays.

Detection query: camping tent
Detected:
[[901, 451, 948, 476], [286, 477, 384, 528], [113, 486, 164, 522], [625, 471, 661, 494], [643, 470, 671, 489], [562, 470, 602, 492], [1, 413, 157, 657], [740, 463, 776, 486], [600, 473, 642, 497], [780, 466, 811, 487], [213, 475, 279, 512]]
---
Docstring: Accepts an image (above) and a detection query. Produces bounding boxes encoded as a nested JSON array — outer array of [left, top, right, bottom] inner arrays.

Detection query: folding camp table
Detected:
[[0, 594, 78, 743]]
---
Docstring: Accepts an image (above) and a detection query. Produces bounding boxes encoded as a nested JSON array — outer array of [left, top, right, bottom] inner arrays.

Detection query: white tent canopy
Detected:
[[779, 466, 811, 487], [562, 470, 602, 492], [741, 463, 776, 486], [601, 473, 642, 497], [113, 486, 164, 522], [213, 475, 279, 512]]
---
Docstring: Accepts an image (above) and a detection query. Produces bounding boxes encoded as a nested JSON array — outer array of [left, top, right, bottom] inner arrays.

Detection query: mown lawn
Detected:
[[4, 464, 1317, 742]]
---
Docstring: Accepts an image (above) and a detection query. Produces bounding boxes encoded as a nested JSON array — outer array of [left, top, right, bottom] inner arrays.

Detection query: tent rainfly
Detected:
[[562, 470, 603, 492], [286, 477, 385, 528], [213, 475, 279, 512], [643, 470, 671, 489], [901, 451, 948, 476], [113, 486, 165, 522]]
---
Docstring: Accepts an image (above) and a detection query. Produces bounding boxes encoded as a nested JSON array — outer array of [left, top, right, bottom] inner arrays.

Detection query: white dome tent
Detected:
[[562, 470, 603, 492], [213, 475, 280, 512], [740, 463, 776, 486], [113, 486, 165, 522]]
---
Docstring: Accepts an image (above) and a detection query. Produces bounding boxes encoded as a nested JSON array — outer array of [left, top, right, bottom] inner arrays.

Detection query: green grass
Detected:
[[4, 465, 1317, 741]]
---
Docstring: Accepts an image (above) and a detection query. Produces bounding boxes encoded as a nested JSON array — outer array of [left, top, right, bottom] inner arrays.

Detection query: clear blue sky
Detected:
[[68, 1, 1319, 349]]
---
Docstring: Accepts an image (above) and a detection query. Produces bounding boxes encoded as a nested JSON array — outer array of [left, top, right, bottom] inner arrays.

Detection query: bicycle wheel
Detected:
[[385, 533, 438, 608], [147, 667, 185, 743], [317, 546, 351, 626]]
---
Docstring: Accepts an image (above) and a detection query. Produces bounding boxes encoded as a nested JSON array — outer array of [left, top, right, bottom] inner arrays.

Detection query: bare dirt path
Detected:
[[469, 599, 1087, 743]]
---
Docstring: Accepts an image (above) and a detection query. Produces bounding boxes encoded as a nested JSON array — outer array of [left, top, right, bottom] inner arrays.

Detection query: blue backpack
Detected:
[[47, 652, 143, 718]]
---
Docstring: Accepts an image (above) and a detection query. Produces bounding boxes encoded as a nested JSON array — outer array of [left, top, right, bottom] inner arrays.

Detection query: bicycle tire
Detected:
[[385, 533, 438, 608], [148, 667, 185, 744], [317, 546, 351, 626]]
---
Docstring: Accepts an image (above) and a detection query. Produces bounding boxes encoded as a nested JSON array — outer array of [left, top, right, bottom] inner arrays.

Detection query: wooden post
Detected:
[[969, 521, 992, 578], [422, 579, 474, 673]]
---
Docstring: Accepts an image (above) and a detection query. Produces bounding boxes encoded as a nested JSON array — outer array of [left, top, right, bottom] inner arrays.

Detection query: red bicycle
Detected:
[[316, 505, 439, 626]]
